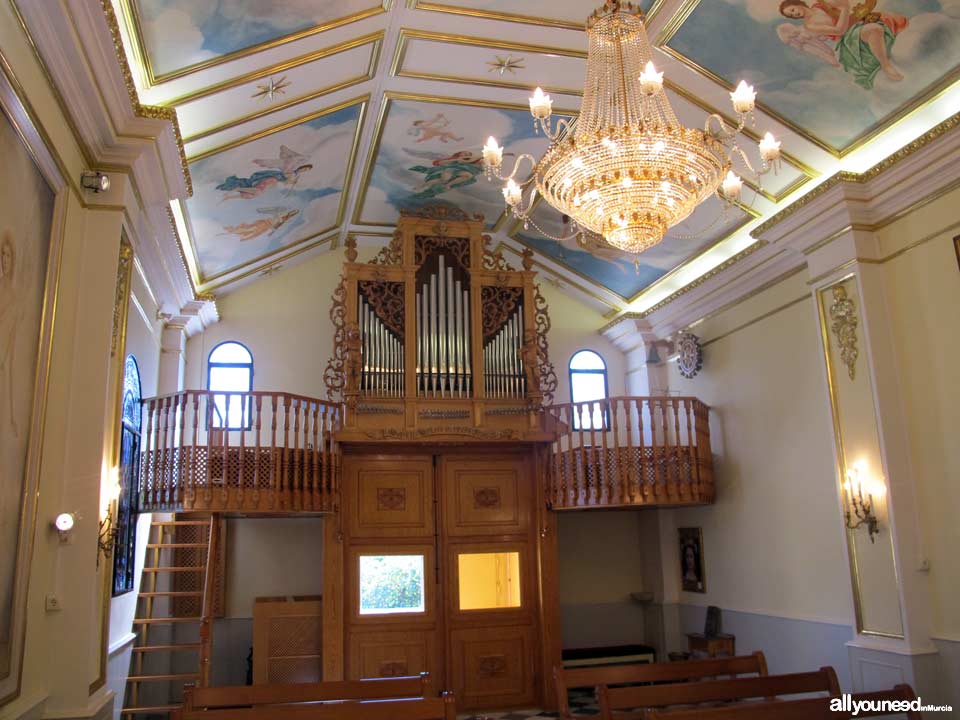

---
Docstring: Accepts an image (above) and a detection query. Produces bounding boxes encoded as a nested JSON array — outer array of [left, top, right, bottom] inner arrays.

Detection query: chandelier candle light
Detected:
[[482, 0, 783, 256]]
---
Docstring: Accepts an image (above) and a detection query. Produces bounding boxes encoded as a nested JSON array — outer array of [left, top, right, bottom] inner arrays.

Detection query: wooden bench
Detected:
[[554, 652, 768, 719], [598, 666, 840, 720], [644, 684, 921, 720], [174, 674, 434, 717], [175, 695, 458, 720]]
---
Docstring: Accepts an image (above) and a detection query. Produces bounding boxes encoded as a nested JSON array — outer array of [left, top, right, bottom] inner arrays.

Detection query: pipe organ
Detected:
[[325, 206, 558, 441]]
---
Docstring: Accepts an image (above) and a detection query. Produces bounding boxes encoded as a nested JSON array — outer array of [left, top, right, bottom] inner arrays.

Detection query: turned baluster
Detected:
[[310, 402, 320, 510], [270, 395, 278, 498], [282, 395, 291, 507], [671, 398, 684, 502], [162, 397, 173, 505], [292, 398, 302, 511], [253, 395, 263, 504], [190, 392, 200, 502], [174, 393, 185, 504], [551, 408, 563, 508], [238, 393, 247, 507], [598, 399, 611, 504], [624, 399, 637, 503], [144, 399, 156, 507], [683, 399, 696, 500], [636, 399, 648, 502], [659, 398, 671, 501], [221, 393, 231, 490], [608, 399, 623, 504], [204, 395, 213, 494], [576, 402, 587, 506]]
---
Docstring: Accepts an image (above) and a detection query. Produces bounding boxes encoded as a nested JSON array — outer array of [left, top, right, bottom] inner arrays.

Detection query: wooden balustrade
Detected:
[[545, 396, 714, 509], [139, 390, 342, 513]]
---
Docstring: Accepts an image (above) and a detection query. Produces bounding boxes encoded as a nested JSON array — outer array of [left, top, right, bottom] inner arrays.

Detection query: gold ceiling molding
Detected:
[[164, 31, 383, 109], [117, 0, 386, 87], [100, 0, 192, 196], [656, 0, 960, 159], [751, 110, 960, 240], [409, 0, 669, 29], [183, 96, 369, 286], [350, 91, 578, 229], [391, 29, 588, 97], [165, 203, 201, 297]]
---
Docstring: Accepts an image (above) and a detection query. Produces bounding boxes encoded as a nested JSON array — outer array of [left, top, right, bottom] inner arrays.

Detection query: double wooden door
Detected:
[[337, 451, 543, 711]]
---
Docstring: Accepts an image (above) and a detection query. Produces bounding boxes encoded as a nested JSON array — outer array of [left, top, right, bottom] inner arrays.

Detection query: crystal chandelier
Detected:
[[482, 0, 782, 256]]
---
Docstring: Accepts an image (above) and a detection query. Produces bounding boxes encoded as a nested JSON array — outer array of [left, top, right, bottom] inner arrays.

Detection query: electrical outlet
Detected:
[[45, 594, 62, 612]]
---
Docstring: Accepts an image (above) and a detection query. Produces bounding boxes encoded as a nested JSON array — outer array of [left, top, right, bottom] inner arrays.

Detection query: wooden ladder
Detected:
[[121, 516, 218, 718]]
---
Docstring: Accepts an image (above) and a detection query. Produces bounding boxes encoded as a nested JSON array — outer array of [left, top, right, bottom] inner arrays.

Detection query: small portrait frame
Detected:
[[678, 527, 706, 593]]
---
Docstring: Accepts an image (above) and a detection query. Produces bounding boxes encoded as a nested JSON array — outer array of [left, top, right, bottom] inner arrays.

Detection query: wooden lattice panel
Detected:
[[253, 597, 323, 684], [173, 517, 226, 617]]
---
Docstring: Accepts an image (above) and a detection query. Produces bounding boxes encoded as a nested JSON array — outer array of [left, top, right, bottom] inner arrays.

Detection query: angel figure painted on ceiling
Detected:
[[407, 149, 484, 200], [221, 207, 300, 241], [778, 0, 909, 89], [216, 145, 314, 201], [408, 113, 463, 144]]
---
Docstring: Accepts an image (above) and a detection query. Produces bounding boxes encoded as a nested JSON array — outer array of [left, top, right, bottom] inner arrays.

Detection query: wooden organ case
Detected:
[[322, 207, 562, 712]]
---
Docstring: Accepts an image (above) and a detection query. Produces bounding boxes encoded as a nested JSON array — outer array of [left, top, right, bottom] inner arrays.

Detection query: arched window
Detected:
[[569, 349, 609, 430], [113, 355, 141, 596], [207, 341, 253, 429]]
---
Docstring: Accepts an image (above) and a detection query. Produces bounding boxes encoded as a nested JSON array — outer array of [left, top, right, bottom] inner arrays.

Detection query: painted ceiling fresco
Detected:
[[513, 198, 752, 301], [129, 0, 381, 79], [115, 0, 960, 303], [185, 101, 363, 282], [665, 0, 960, 151], [356, 97, 569, 230]]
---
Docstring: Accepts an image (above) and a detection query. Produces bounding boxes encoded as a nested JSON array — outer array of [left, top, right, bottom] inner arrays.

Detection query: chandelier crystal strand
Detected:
[[482, 0, 782, 257]]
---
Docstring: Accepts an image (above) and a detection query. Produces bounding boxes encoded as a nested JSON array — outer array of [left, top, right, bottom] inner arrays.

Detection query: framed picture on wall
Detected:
[[678, 527, 706, 593]]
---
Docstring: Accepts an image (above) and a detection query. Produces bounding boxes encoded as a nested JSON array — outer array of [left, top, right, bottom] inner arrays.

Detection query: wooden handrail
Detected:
[[544, 396, 714, 509], [138, 390, 342, 513], [198, 518, 218, 687]]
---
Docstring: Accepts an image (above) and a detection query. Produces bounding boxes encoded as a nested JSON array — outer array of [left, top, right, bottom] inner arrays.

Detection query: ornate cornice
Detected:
[[752, 111, 960, 239], [99, 0, 193, 197]]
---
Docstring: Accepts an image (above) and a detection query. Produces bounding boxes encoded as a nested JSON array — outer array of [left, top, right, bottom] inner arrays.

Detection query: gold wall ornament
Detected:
[[252, 75, 291, 102], [676, 332, 703, 379], [487, 54, 525, 76], [111, 239, 134, 356], [829, 285, 859, 380]]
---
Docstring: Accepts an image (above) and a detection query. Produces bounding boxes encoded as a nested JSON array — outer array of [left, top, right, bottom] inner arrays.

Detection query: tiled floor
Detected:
[[458, 691, 599, 719]]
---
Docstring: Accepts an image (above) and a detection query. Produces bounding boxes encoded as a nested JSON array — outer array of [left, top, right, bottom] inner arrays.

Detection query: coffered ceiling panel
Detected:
[[175, 34, 381, 143], [123, 0, 384, 82], [184, 99, 365, 284], [354, 95, 572, 230], [662, 0, 960, 154]]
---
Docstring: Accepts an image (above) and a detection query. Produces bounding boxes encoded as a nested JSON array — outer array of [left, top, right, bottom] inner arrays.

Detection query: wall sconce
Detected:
[[843, 463, 884, 543], [80, 171, 110, 193], [97, 470, 123, 566], [53, 512, 76, 543]]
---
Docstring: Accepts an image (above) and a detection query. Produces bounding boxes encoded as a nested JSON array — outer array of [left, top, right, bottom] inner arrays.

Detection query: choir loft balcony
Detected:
[[137, 391, 713, 514]]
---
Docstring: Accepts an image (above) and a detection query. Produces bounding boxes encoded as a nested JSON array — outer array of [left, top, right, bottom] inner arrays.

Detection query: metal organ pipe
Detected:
[[415, 256, 472, 398], [359, 296, 403, 397], [483, 305, 524, 399]]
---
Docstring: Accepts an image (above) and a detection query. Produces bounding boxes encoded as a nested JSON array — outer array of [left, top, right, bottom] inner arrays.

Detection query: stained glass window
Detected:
[[113, 355, 141, 596]]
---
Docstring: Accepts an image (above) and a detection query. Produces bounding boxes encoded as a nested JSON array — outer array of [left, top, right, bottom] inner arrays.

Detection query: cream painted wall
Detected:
[[184, 249, 626, 406], [876, 188, 960, 642], [663, 272, 854, 625], [224, 518, 325, 619]]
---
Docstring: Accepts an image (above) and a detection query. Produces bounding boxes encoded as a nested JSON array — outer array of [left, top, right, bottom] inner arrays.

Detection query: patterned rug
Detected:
[[458, 690, 599, 719]]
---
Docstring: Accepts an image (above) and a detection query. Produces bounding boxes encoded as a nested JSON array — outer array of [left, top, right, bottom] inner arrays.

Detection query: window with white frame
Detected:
[[207, 341, 253, 429], [569, 349, 609, 430]]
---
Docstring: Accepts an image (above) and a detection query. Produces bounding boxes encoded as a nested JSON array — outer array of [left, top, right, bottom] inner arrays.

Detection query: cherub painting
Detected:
[[216, 145, 313, 201], [222, 207, 300, 241], [408, 113, 463, 144], [777, 0, 909, 88], [407, 149, 484, 199]]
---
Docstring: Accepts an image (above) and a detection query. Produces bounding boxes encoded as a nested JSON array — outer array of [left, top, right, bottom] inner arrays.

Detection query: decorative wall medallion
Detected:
[[477, 654, 508, 678], [473, 487, 502, 510], [676, 333, 703, 379], [487, 54, 525, 76], [252, 75, 291, 102], [829, 285, 858, 380], [377, 487, 406, 511], [379, 660, 408, 678]]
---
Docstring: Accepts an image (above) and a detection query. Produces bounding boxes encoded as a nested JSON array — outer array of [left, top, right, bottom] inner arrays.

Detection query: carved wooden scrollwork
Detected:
[[370, 229, 403, 266], [323, 276, 348, 401], [400, 205, 483, 223], [482, 234, 513, 272], [534, 284, 558, 405], [414, 235, 470, 271], [359, 280, 406, 337], [481, 286, 523, 340]]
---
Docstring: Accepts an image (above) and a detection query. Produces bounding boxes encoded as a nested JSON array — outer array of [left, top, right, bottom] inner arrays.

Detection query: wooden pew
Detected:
[[177, 695, 458, 720], [597, 666, 840, 720], [554, 652, 768, 720], [175, 674, 433, 717], [644, 684, 921, 720]]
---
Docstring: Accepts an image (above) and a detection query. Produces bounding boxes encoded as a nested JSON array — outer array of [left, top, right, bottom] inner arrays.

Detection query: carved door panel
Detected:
[[440, 454, 539, 711]]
